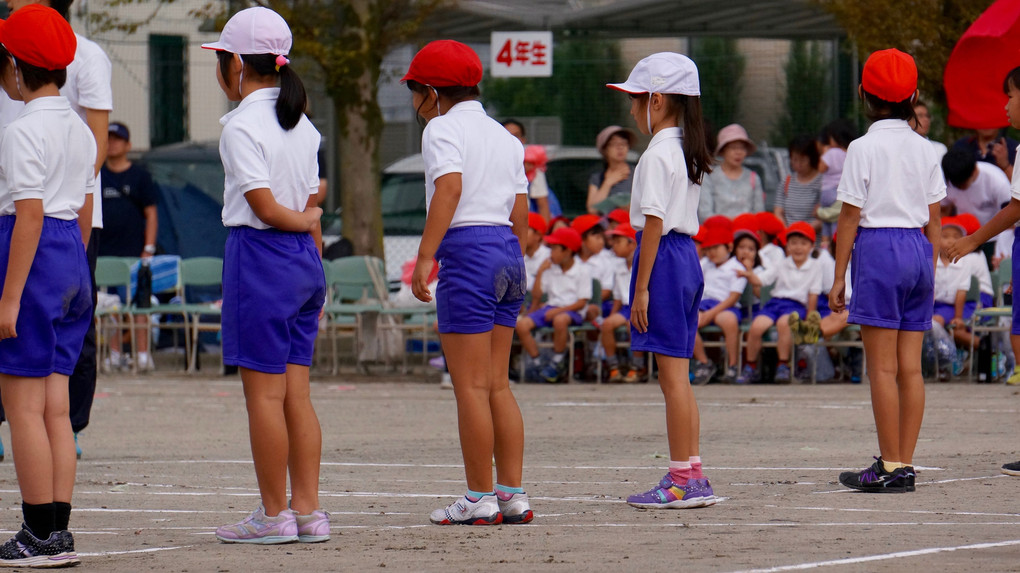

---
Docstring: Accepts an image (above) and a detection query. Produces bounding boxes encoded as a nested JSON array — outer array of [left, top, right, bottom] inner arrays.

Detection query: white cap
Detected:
[[607, 52, 700, 96], [201, 7, 292, 56]]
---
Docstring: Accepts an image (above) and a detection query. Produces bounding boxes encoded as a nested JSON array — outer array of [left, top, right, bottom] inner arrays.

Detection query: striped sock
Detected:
[[495, 484, 524, 501]]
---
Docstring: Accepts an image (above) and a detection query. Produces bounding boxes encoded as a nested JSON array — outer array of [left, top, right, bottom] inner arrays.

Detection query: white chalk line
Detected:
[[77, 545, 192, 558], [729, 538, 1020, 573], [780, 505, 1020, 518]]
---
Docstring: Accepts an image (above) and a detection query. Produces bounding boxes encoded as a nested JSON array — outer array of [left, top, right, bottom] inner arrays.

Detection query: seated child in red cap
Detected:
[[600, 223, 645, 382], [0, 5, 94, 567], [571, 214, 616, 320], [690, 224, 747, 384], [517, 227, 591, 382], [933, 217, 981, 353], [755, 211, 786, 269], [523, 212, 551, 294]]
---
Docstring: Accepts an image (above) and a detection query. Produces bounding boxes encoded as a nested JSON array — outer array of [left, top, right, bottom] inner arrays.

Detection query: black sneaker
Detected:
[[838, 457, 913, 493], [1002, 461, 1020, 476], [692, 361, 716, 385], [0, 526, 79, 567]]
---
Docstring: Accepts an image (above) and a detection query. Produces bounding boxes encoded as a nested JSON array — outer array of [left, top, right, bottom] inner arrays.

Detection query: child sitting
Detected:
[[934, 217, 979, 351], [738, 222, 823, 383], [517, 227, 592, 382], [523, 212, 551, 293], [572, 214, 616, 319], [955, 214, 995, 312], [755, 211, 786, 269], [691, 225, 747, 384], [601, 223, 644, 382]]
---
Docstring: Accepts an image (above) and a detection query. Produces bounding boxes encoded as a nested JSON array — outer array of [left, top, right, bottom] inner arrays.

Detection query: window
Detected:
[[149, 34, 187, 147]]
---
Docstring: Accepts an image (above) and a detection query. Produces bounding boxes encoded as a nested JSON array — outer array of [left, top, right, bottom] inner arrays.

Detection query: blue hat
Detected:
[[109, 122, 130, 141]]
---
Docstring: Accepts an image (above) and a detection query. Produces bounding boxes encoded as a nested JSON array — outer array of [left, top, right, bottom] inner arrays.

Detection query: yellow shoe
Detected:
[[1007, 366, 1020, 385]]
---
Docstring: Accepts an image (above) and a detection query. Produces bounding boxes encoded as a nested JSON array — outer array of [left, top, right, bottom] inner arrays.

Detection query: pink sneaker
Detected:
[[215, 505, 298, 544], [295, 509, 330, 543]]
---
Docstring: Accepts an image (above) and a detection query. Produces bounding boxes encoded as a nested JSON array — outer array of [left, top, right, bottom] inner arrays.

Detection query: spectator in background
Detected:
[[587, 125, 635, 214], [911, 100, 948, 159], [99, 122, 159, 372], [941, 149, 1011, 265], [816, 119, 856, 241], [698, 123, 764, 221], [502, 119, 553, 223], [774, 135, 822, 226], [952, 128, 1018, 181]]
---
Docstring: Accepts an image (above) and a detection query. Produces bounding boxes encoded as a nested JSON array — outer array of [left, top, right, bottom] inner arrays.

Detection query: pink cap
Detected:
[[715, 123, 756, 155], [201, 7, 292, 56]]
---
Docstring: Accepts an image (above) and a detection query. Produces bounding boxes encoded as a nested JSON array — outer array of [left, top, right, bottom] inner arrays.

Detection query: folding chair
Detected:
[[178, 257, 224, 373], [323, 256, 385, 373], [95, 257, 135, 373]]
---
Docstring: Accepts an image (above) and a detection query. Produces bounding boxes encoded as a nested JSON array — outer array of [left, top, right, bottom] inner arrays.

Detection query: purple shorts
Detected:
[[933, 301, 957, 326], [223, 227, 326, 374], [849, 227, 934, 331], [630, 231, 703, 358], [0, 217, 92, 377], [1013, 228, 1020, 335], [436, 226, 526, 334], [755, 297, 805, 322], [699, 298, 742, 323], [527, 305, 583, 329], [816, 293, 832, 318], [617, 304, 631, 321]]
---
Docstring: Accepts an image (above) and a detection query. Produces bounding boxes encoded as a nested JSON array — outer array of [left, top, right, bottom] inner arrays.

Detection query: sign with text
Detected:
[[490, 31, 553, 77]]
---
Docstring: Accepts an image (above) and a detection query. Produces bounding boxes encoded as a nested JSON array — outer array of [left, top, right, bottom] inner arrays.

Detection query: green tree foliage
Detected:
[[691, 37, 745, 132], [772, 40, 831, 145], [483, 38, 625, 146]]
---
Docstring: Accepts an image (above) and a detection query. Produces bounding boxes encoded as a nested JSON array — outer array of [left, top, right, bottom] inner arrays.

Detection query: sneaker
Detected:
[[295, 509, 330, 543], [838, 457, 914, 493], [803, 311, 822, 345], [74, 433, 81, 460], [774, 363, 792, 383], [540, 359, 565, 383], [428, 355, 446, 370], [736, 364, 757, 384], [439, 373, 453, 389], [1002, 461, 1020, 476], [788, 311, 804, 345], [692, 361, 716, 385], [497, 492, 534, 524], [607, 367, 623, 383], [0, 434, 4, 462], [626, 474, 716, 509], [429, 495, 502, 525], [215, 505, 298, 544], [1007, 367, 1020, 385], [720, 365, 739, 383], [0, 526, 79, 568], [136, 352, 155, 373], [623, 367, 648, 383]]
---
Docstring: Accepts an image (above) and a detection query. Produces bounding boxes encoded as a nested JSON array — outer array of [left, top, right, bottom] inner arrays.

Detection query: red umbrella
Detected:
[[945, 0, 1020, 129]]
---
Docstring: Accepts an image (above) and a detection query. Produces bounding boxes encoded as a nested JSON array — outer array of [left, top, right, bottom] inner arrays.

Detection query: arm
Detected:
[[829, 202, 861, 313], [85, 109, 109, 177], [948, 199, 1020, 261], [511, 194, 528, 256], [306, 193, 322, 256], [924, 202, 941, 272], [141, 205, 158, 257], [413, 173, 461, 302], [76, 194, 93, 246], [950, 289, 967, 328], [535, 196, 551, 224], [699, 291, 740, 326], [587, 182, 606, 214], [631, 216, 663, 333], [0, 199, 44, 339], [530, 259, 551, 313], [243, 187, 322, 233], [806, 293, 818, 314]]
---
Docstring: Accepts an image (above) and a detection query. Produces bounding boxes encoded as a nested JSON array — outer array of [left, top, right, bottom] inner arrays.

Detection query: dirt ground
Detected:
[[7, 370, 1020, 572]]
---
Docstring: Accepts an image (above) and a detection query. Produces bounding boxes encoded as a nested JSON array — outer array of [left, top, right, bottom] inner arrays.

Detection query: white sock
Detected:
[[552, 352, 565, 364]]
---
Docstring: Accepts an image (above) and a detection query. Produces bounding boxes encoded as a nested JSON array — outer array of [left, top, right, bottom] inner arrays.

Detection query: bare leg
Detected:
[[692, 331, 708, 363], [489, 326, 524, 488], [776, 313, 793, 361], [515, 317, 539, 358], [44, 375, 75, 504], [240, 368, 289, 516], [821, 310, 849, 339], [551, 313, 571, 353], [895, 330, 925, 465], [601, 314, 627, 358], [284, 364, 321, 514], [744, 316, 774, 363], [656, 355, 692, 462], [861, 326, 902, 462], [443, 331, 495, 493], [715, 311, 739, 367]]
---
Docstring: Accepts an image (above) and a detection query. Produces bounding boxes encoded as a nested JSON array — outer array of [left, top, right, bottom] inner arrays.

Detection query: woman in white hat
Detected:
[[698, 123, 764, 221], [587, 125, 636, 214]]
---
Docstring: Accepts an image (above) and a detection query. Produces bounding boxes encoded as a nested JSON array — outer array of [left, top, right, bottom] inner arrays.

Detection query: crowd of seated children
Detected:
[[601, 223, 647, 383], [691, 222, 748, 384]]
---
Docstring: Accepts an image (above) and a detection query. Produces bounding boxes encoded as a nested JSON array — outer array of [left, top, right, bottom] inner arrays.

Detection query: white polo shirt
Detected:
[[837, 119, 946, 228], [934, 257, 971, 304], [959, 252, 993, 297], [542, 258, 592, 308], [0, 97, 96, 220], [579, 249, 618, 293], [630, 127, 700, 235], [219, 88, 321, 229], [942, 162, 1011, 225], [759, 242, 785, 270], [757, 256, 823, 305], [524, 244, 550, 291], [816, 249, 836, 294], [612, 260, 633, 306], [701, 256, 747, 304], [422, 100, 527, 228]]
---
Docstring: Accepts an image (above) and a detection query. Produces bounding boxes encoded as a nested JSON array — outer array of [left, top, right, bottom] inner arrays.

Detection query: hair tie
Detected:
[[275, 54, 290, 72]]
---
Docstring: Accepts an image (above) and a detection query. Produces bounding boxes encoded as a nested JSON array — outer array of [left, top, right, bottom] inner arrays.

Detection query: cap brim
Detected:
[[943, 223, 966, 236], [201, 41, 227, 51], [733, 229, 761, 244], [607, 82, 646, 94]]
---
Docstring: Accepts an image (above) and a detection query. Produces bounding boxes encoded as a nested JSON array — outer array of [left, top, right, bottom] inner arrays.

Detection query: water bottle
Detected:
[[135, 258, 152, 309]]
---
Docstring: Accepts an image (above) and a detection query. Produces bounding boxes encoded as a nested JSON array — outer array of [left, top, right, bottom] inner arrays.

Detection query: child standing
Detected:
[[202, 8, 329, 542], [0, 6, 94, 566], [775, 135, 822, 226], [832, 49, 945, 493], [607, 52, 716, 509], [403, 40, 532, 524], [691, 225, 747, 384], [601, 223, 639, 382]]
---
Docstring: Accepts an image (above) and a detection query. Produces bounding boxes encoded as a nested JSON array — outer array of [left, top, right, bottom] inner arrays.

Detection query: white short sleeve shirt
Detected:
[[630, 127, 700, 235], [942, 162, 1011, 225], [542, 259, 592, 308], [757, 256, 823, 305], [0, 97, 96, 220], [959, 252, 993, 296], [421, 101, 527, 228], [759, 243, 785, 270], [701, 256, 747, 304], [934, 257, 972, 304], [529, 170, 550, 200], [612, 261, 633, 306], [837, 119, 946, 228], [219, 89, 321, 229], [524, 244, 551, 291]]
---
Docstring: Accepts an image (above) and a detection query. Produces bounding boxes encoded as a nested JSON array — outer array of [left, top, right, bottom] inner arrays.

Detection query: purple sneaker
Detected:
[[295, 509, 330, 543], [216, 505, 298, 544], [627, 474, 717, 509]]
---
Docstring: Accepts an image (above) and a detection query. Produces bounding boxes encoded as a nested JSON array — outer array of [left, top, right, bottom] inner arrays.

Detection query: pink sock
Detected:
[[690, 456, 703, 479], [668, 461, 692, 485]]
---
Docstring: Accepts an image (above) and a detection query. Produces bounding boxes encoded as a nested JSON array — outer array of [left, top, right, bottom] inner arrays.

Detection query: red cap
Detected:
[[545, 227, 583, 253], [524, 145, 547, 170], [0, 5, 77, 71], [955, 213, 980, 236], [861, 48, 917, 103], [527, 212, 548, 235], [607, 222, 637, 241], [607, 208, 630, 225], [571, 214, 603, 235], [701, 226, 734, 249], [732, 213, 761, 244], [784, 221, 816, 243], [703, 214, 733, 231], [755, 212, 785, 237], [941, 216, 967, 236], [401, 40, 482, 87], [693, 226, 708, 244]]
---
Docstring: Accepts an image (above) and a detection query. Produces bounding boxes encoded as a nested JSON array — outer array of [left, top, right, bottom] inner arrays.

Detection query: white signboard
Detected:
[[490, 31, 553, 78]]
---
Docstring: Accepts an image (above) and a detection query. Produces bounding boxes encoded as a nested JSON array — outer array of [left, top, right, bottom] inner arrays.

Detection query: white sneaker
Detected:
[[429, 495, 502, 525], [439, 373, 453, 389], [137, 352, 155, 372], [497, 492, 534, 524]]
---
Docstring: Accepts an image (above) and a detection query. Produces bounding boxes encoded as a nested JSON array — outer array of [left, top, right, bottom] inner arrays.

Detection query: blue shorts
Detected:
[[1013, 228, 1020, 335], [601, 299, 615, 318], [817, 293, 831, 318], [0, 217, 92, 377], [963, 293, 994, 323], [527, 305, 583, 329], [933, 301, 957, 325], [435, 226, 526, 334], [222, 227, 325, 374], [617, 304, 631, 321], [699, 298, 742, 323], [849, 227, 934, 331], [630, 231, 703, 358], [755, 297, 805, 322]]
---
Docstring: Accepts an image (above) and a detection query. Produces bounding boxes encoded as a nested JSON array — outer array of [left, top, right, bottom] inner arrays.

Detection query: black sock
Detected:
[[54, 502, 71, 532], [22, 502, 54, 539]]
